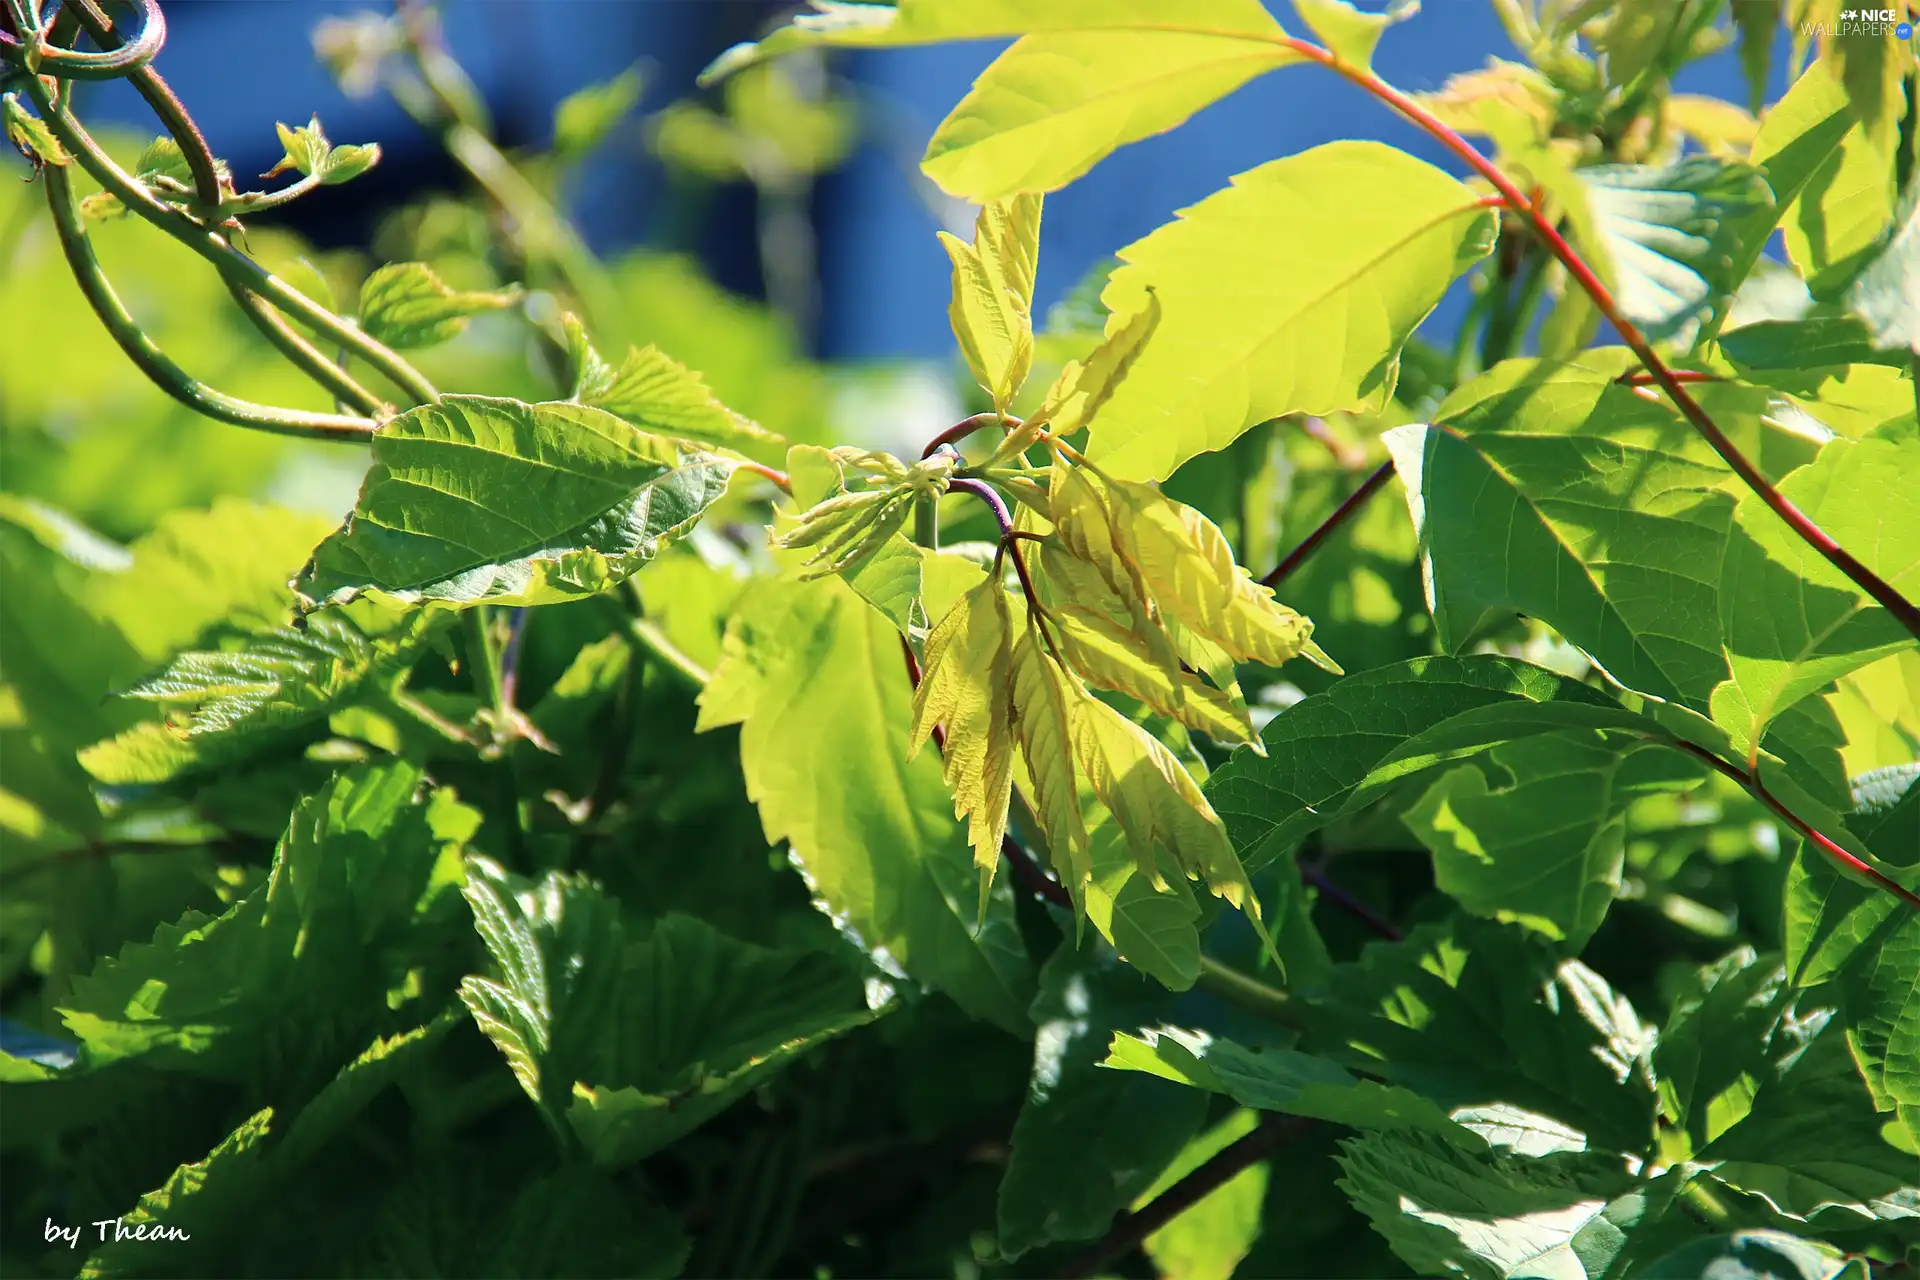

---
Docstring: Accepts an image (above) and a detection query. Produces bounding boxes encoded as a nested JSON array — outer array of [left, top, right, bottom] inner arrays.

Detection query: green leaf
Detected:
[[1138, 1109, 1270, 1280], [1573, 158, 1772, 344], [1319, 918, 1660, 1152], [1334, 1128, 1635, 1280], [1086, 141, 1496, 481], [567, 915, 875, 1165], [59, 762, 478, 1074], [1404, 731, 1701, 949], [295, 396, 734, 611], [1640, 1231, 1855, 1280], [1698, 1018, 1920, 1225], [697, 574, 1035, 1032], [457, 856, 628, 1131], [995, 944, 1208, 1257], [1713, 420, 1920, 758], [1719, 316, 1909, 371], [1107, 1026, 1481, 1144], [576, 341, 787, 463], [1205, 654, 1647, 872], [1291, 0, 1416, 72], [1844, 183, 1919, 354], [1732, 0, 1782, 114], [552, 66, 643, 158], [78, 1109, 273, 1280], [79, 611, 434, 785], [1745, 61, 1895, 302], [1651, 947, 1790, 1155], [3, 91, 68, 167], [355, 262, 520, 350], [1783, 769, 1920, 1152]]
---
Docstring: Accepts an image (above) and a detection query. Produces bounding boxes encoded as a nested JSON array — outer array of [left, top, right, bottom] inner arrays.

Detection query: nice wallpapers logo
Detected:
[[1800, 7, 1915, 36]]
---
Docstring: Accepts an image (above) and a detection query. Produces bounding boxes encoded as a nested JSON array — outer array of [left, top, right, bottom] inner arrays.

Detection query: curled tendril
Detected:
[[0, 0, 165, 82]]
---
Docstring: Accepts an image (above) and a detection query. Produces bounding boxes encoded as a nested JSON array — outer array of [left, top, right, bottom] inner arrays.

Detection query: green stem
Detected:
[[21, 74, 440, 406], [463, 608, 505, 721], [42, 161, 377, 441], [1195, 955, 1304, 1031], [624, 615, 712, 690], [0, 0, 163, 81], [226, 286, 390, 419]]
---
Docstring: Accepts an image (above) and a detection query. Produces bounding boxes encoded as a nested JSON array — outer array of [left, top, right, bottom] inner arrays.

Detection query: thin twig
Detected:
[[1667, 738, 1920, 911], [1300, 858, 1403, 941], [1058, 1114, 1311, 1279], [1261, 461, 1392, 588]]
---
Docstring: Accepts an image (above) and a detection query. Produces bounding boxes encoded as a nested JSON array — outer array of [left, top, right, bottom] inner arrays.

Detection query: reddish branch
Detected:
[[1058, 1115, 1312, 1279], [1669, 740, 1920, 911], [1261, 461, 1393, 589], [1274, 36, 1920, 643], [922, 412, 1007, 459]]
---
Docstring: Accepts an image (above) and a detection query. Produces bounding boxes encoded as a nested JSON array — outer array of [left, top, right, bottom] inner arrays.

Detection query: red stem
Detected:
[[1261, 461, 1392, 589], [1277, 38, 1920, 643], [1669, 740, 1920, 912], [922, 412, 1006, 460]]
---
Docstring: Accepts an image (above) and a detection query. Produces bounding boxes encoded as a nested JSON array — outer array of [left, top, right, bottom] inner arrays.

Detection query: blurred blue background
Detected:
[[66, 0, 1789, 362]]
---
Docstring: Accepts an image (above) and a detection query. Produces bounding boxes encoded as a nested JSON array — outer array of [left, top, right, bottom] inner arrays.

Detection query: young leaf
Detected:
[[1021, 291, 1159, 440], [940, 194, 1042, 411], [698, 575, 1034, 1033], [909, 576, 1018, 895], [3, 92, 68, 168], [552, 66, 644, 159], [1104, 473, 1335, 672], [1067, 679, 1256, 916], [295, 396, 734, 611], [1007, 626, 1094, 891], [268, 114, 380, 185], [576, 341, 787, 462], [1050, 604, 1258, 747], [1085, 141, 1496, 481], [995, 944, 1208, 1257], [355, 262, 521, 350]]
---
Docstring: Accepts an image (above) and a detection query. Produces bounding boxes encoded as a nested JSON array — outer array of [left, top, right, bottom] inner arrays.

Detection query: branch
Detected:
[[922, 411, 1006, 459], [1666, 738, 1920, 912], [1278, 37, 1920, 642], [1057, 1114, 1311, 1279], [1300, 858, 1403, 941], [0, 0, 162, 80], [1260, 461, 1392, 588], [42, 161, 378, 441]]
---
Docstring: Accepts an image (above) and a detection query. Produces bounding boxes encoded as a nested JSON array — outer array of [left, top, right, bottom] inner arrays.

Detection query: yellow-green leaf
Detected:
[[1027, 292, 1160, 438], [356, 262, 522, 350], [1292, 0, 1416, 72], [1086, 141, 1496, 481], [701, 1, 1308, 202], [1066, 679, 1254, 915], [910, 576, 1018, 894], [1008, 626, 1093, 890], [1050, 606, 1258, 748], [941, 195, 1042, 410], [1104, 474, 1335, 672]]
